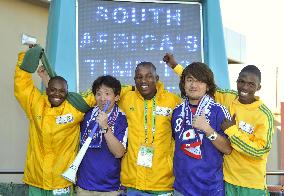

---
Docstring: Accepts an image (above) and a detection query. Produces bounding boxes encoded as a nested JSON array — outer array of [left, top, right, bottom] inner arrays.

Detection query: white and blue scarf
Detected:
[[80, 104, 119, 148], [179, 95, 214, 159]]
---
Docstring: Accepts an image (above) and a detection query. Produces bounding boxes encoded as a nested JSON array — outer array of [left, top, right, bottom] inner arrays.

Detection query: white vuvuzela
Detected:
[[62, 101, 110, 183]]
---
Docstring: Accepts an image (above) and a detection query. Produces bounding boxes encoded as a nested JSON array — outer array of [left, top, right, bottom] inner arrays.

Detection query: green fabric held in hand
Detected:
[[20, 45, 43, 73]]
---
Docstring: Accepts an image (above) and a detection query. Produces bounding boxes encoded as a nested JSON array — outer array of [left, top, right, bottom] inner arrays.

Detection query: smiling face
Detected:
[[46, 78, 68, 107], [237, 72, 261, 104], [184, 75, 208, 105], [134, 63, 159, 100], [95, 84, 119, 113], [179, 62, 216, 103]]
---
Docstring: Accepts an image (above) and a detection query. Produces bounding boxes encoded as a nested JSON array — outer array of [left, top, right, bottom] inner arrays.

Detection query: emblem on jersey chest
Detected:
[[239, 121, 254, 134], [56, 114, 74, 124]]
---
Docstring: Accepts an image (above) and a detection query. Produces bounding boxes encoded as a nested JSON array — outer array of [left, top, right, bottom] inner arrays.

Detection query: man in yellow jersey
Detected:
[[163, 53, 274, 196], [14, 51, 85, 196], [119, 62, 181, 195], [17, 45, 134, 196]]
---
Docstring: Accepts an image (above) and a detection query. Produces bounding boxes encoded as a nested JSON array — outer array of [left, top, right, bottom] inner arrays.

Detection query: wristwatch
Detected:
[[101, 127, 108, 134], [207, 131, 218, 141]]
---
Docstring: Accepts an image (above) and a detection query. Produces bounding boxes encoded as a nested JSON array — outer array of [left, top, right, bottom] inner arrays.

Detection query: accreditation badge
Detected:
[[137, 145, 154, 168]]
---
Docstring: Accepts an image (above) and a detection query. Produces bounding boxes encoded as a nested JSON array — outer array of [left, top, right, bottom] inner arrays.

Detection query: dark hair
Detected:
[[240, 65, 261, 82], [135, 62, 157, 74], [48, 76, 68, 87], [179, 62, 216, 98], [92, 75, 121, 96]]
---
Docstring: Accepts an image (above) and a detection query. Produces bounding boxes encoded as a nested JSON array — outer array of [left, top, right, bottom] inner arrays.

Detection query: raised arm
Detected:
[[14, 52, 41, 116], [37, 65, 50, 88], [163, 53, 184, 77]]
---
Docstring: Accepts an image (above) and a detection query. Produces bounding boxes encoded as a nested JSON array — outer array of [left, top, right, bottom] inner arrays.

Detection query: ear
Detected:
[[257, 84, 261, 91], [46, 87, 50, 94], [156, 74, 159, 82], [114, 94, 120, 102]]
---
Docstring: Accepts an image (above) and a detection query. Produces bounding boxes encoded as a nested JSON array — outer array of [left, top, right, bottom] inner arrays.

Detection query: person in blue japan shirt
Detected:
[[76, 75, 128, 196], [170, 62, 232, 196]]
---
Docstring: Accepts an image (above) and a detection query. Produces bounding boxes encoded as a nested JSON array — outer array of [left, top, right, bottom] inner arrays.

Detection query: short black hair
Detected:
[[92, 75, 121, 96], [179, 62, 216, 98], [239, 65, 261, 82], [48, 76, 68, 87], [135, 62, 157, 74]]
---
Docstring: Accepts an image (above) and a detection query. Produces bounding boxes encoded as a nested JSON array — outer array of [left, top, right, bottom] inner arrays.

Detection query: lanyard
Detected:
[[143, 97, 156, 144]]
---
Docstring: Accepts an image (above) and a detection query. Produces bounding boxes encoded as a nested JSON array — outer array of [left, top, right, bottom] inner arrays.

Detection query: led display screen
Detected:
[[78, 0, 203, 92]]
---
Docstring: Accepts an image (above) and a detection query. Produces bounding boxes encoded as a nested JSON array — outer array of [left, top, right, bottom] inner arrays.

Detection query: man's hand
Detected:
[[163, 53, 178, 69], [192, 112, 214, 136], [96, 111, 108, 130], [37, 65, 47, 78], [221, 114, 236, 131], [37, 65, 50, 88], [28, 44, 37, 48]]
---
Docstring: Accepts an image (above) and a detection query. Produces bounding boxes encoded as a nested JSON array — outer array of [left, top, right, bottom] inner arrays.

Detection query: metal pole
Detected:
[[267, 171, 284, 175], [281, 102, 284, 183], [276, 67, 278, 108]]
